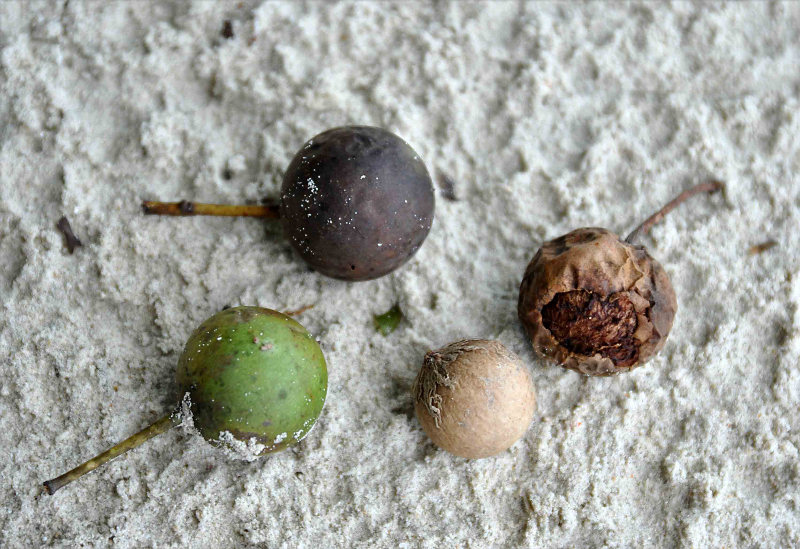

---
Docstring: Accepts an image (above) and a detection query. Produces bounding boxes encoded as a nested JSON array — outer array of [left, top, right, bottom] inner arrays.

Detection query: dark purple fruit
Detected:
[[279, 126, 435, 281]]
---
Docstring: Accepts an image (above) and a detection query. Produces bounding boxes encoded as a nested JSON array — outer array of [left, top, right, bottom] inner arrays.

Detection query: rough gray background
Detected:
[[1, 1, 799, 547]]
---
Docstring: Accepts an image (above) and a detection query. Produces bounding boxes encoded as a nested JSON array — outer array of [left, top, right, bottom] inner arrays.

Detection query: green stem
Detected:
[[43, 413, 180, 495]]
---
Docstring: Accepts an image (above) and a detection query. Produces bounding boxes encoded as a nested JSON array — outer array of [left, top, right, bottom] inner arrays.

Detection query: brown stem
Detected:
[[626, 181, 724, 244], [43, 413, 180, 495], [283, 304, 315, 316], [142, 200, 280, 219], [56, 216, 82, 254], [748, 240, 777, 255]]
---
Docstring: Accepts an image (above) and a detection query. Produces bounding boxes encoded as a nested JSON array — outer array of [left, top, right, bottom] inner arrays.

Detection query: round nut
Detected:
[[412, 339, 536, 459]]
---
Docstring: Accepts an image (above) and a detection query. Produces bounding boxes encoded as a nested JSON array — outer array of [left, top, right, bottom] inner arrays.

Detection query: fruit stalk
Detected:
[[142, 200, 280, 218], [625, 181, 723, 244], [43, 414, 180, 495]]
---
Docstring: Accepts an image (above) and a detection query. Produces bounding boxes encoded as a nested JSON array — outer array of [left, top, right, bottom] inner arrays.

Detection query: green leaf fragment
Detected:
[[373, 304, 404, 336]]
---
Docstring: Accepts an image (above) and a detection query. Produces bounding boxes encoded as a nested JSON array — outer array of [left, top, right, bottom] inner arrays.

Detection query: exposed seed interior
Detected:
[[540, 289, 640, 367]]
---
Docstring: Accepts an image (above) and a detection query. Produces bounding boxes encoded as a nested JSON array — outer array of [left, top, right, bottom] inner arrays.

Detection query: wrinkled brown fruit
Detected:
[[518, 228, 677, 376]]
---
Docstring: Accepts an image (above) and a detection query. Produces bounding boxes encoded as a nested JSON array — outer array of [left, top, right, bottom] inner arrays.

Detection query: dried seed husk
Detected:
[[412, 339, 536, 458], [518, 227, 677, 376]]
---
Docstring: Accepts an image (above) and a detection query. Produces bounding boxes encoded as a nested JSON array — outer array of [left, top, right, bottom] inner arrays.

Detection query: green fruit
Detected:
[[43, 306, 327, 495], [176, 306, 327, 455]]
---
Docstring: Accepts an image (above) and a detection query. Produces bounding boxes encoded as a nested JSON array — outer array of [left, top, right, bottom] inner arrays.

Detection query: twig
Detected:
[[43, 414, 179, 495], [142, 201, 280, 218], [436, 171, 457, 201], [748, 240, 777, 255], [56, 216, 82, 253], [283, 304, 315, 316], [626, 181, 723, 244]]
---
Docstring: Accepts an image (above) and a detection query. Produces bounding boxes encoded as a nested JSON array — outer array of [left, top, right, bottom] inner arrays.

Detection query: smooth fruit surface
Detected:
[[413, 340, 536, 459], [176, 306, 327, 455], [280, 126, 435, 281]]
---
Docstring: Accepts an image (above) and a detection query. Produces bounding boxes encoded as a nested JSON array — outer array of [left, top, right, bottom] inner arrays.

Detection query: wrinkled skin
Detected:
[[518, 228, 677, 376], [280, 126, 435, 281], [176, 306, 327, 454]]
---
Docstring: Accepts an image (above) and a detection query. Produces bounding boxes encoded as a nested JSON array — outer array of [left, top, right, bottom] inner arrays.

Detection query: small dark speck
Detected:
[[436, 171, 458, 201], [56, 216, 82, 253], [222, 167, 233, 180], [221, 20, 234, 39], [295, 471, 304, 478], [391, 401, 415, 421], [748, 240, 777, 256]]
